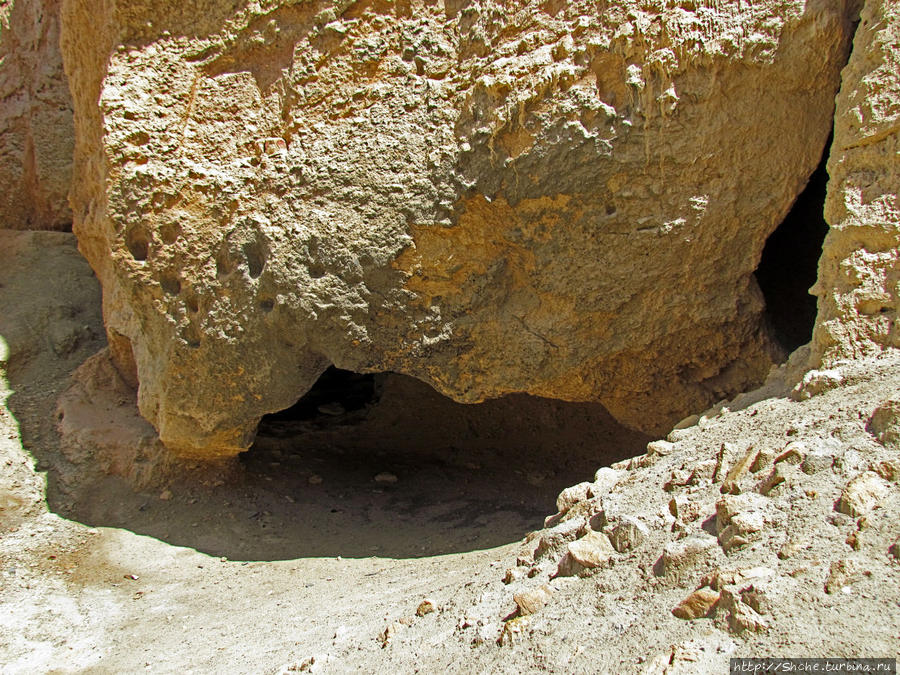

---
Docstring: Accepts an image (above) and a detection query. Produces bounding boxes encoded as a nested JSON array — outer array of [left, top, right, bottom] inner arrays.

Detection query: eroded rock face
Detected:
[[61, 0, 855, 457], [813, 0, 900, 365], [0, 0, 73, 229]]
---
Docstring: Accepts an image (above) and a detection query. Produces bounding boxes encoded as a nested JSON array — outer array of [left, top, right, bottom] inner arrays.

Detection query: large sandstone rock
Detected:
[[0, 0, 73, 229], [812, 0, 900, 365], [61, 0, 855, 457]]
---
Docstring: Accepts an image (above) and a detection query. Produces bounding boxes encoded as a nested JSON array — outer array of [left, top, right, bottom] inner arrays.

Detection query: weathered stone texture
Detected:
[[0, 0, 73, 229], [61, 0, 854, 457], [813, 0, 900, 364]]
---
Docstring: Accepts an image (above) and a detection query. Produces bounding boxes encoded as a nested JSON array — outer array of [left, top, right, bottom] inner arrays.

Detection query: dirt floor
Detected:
[[1, 231, 898, 673]]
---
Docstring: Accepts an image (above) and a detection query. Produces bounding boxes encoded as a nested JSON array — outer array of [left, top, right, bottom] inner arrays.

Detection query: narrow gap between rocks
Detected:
[[754, 137, 831, 353]]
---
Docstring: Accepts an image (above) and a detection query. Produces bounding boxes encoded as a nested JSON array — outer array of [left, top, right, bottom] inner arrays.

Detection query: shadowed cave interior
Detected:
[[755, 141, 830, 352], [230, 368, 652, 558]]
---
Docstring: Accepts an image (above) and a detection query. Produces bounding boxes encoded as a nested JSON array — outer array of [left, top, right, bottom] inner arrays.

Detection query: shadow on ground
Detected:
[[0, 231, 650, 561]]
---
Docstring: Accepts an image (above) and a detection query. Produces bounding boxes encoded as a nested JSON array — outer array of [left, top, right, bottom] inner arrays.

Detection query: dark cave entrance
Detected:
[[755, 141, 831, 352], [261, 366, 383, 423], [239, 366, 652, 557]]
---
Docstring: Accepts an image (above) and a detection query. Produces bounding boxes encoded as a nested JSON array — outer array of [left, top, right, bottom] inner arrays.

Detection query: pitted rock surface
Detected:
[[61, 0, 855, 456]]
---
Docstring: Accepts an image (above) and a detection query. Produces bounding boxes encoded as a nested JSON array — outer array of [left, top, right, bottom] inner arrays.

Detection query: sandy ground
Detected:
[[1, 231, 898, 673]]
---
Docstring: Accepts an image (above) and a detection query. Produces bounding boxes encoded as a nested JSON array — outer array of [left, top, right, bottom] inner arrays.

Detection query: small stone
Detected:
[[672, 588, 719, 619], [416, 599, 436, 616], [513, 584, 553, 615], [720, 445, 757, 494], [802, 450, 834, 474], [642, 652, 673, 675], [663, 468, 692, 491], [837, 472, 889, 518], [290, 656, 315, 672], [717, 586, 769, 633], [687, 459, 718, 485], [775, 441, 806, 465], [646, 440, 675, 457], [778, 539, 803, 560], [717, 493, 767, 551], [378, 621, 402, 647], [730, 510, 764, 536], [701, 566, 775, 591], [608, 516, 649, 552], [740, 580, 776, 615], [790, 369, 843, 401], [316, 401, 345, 416], [323, 20, 348, 36], [668, 496, 701, 522], [374, 472, 398, 484], [672, 414, 700, 431], [867, 400, 900, 449], [159, 489, 172, 501], [308, 474, 323, 485], [556, 481, 593, 514], [503, 567, 525, 584], [656, 535, 718, 579], [828, 512, 853, 527], [824, 559, 866, 594], [592, 467, 622, 494], [533, 517, 584, 560], [873, 459, 900, 482], [757, 462, 796, 496], [556, 532, 616, 576], [716, 493, 767, 533], [712, 442, 732, 483], [750, 447, 777, 473], [497, 615, 529, 646], [889, 540, 899, 560], [841, 450, 871, 477]]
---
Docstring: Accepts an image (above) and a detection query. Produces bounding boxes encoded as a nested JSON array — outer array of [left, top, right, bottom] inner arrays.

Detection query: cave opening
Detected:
[[755, 140, 831, 353], [261, 366, 383, 423], [238, 366, 652, 558]]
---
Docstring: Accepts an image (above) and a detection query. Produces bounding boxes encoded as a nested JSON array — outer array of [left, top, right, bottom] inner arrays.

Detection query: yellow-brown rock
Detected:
[[60, 0, 856, 457], [0, 0, 73, 229], [812, 0, 900, 365]]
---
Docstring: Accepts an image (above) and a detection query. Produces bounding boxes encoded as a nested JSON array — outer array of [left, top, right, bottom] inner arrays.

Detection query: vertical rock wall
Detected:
[[0, 0, 73, 230], [813, 0, 900, 364]]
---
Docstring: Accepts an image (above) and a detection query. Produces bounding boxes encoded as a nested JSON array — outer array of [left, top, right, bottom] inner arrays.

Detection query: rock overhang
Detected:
[[58, 0, 859, 457]]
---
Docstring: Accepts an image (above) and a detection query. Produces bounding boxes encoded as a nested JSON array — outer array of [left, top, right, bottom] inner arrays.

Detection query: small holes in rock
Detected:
[[216, 248, 234, 278], [185, 296, 200, 313], [125, 226, 150, 261], [183, 324, 201, 348], [160, 223, 181, 245], [128, 130, 150, 146], [605, 204, 617, 216], [160, 273, 181, 296], [243, 241, 266, 279], [308, 262, 327, 279], [259, 298, 275, 313]]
